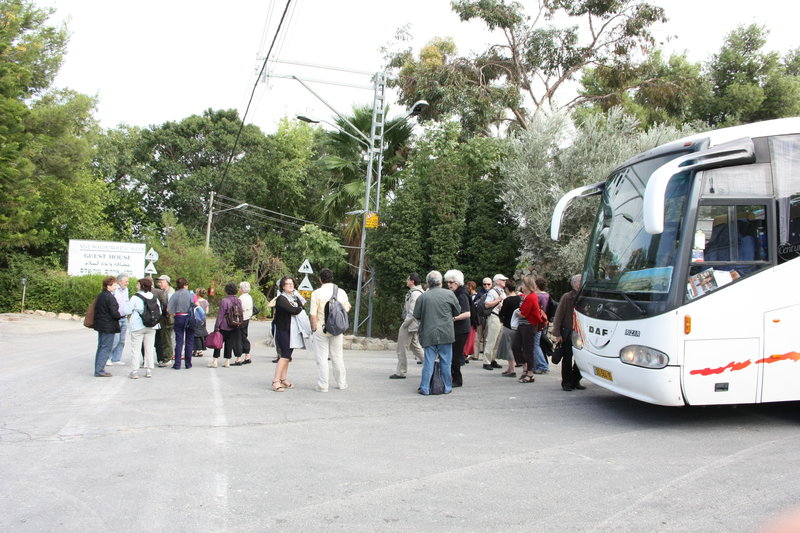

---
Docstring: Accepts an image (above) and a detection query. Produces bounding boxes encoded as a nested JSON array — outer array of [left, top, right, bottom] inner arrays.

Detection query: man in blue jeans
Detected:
[[413, 270, 461, 395]]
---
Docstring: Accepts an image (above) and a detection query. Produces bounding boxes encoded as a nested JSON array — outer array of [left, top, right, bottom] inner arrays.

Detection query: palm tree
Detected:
[[313, 105, 415, 268]]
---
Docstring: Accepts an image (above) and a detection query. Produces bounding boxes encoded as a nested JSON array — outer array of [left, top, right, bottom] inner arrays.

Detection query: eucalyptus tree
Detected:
[[385, 0, 666, 135]]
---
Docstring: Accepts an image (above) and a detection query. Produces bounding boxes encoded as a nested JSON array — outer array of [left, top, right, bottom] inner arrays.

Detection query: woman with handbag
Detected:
[[270, 276, 305, 392], [207, 282, 243, 368]]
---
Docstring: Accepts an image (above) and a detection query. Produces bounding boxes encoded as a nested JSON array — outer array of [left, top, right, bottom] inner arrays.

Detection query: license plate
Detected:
[[594, 366, 613, 381]]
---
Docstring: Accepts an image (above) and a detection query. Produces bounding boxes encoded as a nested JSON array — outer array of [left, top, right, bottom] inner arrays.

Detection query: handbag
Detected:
[[206, 330, 224, 349], [551, 341, 564, 365], [429, 360, 446, 395], [83, 297, 98, 328]]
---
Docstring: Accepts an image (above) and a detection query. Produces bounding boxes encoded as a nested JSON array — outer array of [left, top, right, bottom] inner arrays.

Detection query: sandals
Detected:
[[272, 379, 285, 392], [222, 361, 230, 368], [518, 374, 535, 383], [207, 361, 218, 368], [280, 379, 294, 389]]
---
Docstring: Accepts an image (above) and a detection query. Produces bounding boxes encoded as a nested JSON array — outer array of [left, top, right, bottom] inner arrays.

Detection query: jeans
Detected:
[[419, 343, 453, 395], [110, 317, 128, 362], [94, 332, 115, 375], [173, 314, 195, 368], [533, 329, 549, 372]]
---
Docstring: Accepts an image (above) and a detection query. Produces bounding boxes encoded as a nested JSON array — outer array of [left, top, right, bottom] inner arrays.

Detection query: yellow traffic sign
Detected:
[[365, 212, 379, 229]]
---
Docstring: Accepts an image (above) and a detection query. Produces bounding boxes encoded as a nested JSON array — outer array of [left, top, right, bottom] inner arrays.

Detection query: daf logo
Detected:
[[588, 325, 609, 336]]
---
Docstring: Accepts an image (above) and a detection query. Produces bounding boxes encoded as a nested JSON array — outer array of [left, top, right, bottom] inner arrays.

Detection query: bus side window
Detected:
[[687, 204, 768, 300], [777, 195, 800, 263]]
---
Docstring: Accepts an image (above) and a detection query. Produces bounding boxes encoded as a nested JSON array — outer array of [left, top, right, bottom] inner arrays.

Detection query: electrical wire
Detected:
[[215, 193, 337, 231], [216, 0, 293, 193]]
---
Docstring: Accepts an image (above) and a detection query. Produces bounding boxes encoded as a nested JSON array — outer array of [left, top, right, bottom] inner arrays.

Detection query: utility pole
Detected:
[[205, 191, 215, 252]]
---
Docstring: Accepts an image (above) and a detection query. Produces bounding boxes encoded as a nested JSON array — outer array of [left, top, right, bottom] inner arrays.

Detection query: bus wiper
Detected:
[[594, 288, 647, 316]]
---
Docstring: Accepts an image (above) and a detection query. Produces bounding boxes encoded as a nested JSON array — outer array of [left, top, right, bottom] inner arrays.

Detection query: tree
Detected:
[[577, 50, 709, 128], [0, 0, 68, 250], [23, 89, 114, 258], [501, 108, 693, 281], [371, 121, 517, 336], [385, 0, 666, 135], [698, 24, 800, 126]]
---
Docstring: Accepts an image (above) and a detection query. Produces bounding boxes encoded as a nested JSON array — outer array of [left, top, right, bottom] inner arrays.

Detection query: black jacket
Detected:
[[93, 290, 122, 333]]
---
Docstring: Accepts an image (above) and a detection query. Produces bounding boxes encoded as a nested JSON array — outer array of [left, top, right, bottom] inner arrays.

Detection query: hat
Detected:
[[156, 275, 171, 283], [493, 274, 508, 282]]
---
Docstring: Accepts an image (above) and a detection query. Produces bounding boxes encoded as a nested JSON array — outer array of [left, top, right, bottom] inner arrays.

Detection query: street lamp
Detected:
[[297, 115, 370, 150], [205, 191, 248, 251]]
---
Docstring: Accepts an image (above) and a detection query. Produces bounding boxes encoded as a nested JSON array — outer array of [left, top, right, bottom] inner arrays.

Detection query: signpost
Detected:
[[67, 240, 146, 278], [365, 211, 379, 229], [298, 259, 314, 301]]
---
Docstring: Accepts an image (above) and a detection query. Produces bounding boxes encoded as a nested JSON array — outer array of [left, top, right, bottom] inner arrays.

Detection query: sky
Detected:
[[47, 0, 799, 134]]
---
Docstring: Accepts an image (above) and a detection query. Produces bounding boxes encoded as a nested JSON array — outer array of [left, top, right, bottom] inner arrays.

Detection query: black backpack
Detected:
[[323, 285, 349, 335], [474, 288, 499, 318], [135, 293, 162, 327]]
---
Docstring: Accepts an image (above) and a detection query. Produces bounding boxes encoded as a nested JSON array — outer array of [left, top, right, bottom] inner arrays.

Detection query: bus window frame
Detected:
[[683, 195, 775, 303]]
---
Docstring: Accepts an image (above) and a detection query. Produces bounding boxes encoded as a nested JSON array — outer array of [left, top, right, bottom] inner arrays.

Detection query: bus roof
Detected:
[[613, 117, 800, 173]]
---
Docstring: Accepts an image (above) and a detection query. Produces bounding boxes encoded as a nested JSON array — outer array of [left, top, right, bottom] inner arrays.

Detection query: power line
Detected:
[[215, 192, 337, 231], [216, 0, 293, 193]]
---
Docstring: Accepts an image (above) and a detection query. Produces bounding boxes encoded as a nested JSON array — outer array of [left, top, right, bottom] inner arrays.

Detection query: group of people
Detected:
[[91, 275, 255, 378], [91, 266, 583, 395], [393, 270, 585, 394]]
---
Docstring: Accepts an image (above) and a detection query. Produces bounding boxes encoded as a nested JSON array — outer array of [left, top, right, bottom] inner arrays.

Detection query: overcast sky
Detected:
[[48, 0, 798, 133]]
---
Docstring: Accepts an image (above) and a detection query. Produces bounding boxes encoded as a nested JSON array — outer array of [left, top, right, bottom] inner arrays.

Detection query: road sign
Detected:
[[365, 212, 379, 229], [299, 290, 312, 301], [144, 261, 158, 274], [298, 259, 313, 274], [298, 275, 314, 291], [145, 247, 159, 261]]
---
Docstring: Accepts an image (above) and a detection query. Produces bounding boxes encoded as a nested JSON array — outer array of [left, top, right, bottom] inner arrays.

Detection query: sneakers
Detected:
[[145, 369, 152, 378], [338, 384, 349, 390], [128, 371, 139, 379], [389, 374, 406, 379], [94, 372, 112, 377], [107, 361, 125, 366], [314, 386, 329, 393]]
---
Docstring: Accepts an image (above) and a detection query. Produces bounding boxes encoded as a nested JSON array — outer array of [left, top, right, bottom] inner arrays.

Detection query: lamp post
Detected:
[[363, 100, 428, 336], [204, 191, 248, 252]]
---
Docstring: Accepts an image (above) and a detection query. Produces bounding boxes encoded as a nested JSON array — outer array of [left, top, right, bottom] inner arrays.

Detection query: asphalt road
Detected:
[[1, 314, 798, 532]]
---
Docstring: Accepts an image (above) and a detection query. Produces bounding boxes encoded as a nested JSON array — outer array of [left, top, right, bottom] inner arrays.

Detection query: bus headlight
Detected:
[[619, 345, 669, 369]]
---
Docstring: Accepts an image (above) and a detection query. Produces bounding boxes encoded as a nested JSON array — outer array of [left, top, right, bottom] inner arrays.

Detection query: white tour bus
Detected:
[[551, 117, 800, 406]]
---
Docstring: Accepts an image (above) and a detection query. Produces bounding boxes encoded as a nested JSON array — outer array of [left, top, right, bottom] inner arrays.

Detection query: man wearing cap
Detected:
[[482, 274, 507, 370], [155, 275, 175, 367]]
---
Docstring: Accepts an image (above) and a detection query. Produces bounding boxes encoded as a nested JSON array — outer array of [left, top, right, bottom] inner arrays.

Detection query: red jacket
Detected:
[[519, 292, 545, 327]]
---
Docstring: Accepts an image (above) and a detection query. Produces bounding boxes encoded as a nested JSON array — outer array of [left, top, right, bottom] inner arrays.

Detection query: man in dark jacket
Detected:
[[93, 276, 122, 377], [552, 274, 585, 391]]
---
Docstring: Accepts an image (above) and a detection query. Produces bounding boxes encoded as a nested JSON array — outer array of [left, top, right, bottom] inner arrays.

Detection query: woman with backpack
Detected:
[[270, 276, 305, 392], [208, 282, 243, 368], [127, 277, 161, 379]]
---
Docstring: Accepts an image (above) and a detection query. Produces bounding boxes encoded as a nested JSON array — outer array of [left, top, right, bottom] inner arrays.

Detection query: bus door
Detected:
[[761, 304, 800, 403], [681, 197, 772, 405]]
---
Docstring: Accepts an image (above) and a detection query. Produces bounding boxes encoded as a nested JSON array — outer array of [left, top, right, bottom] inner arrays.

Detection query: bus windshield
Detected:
[[581, 153, 692, 319]]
